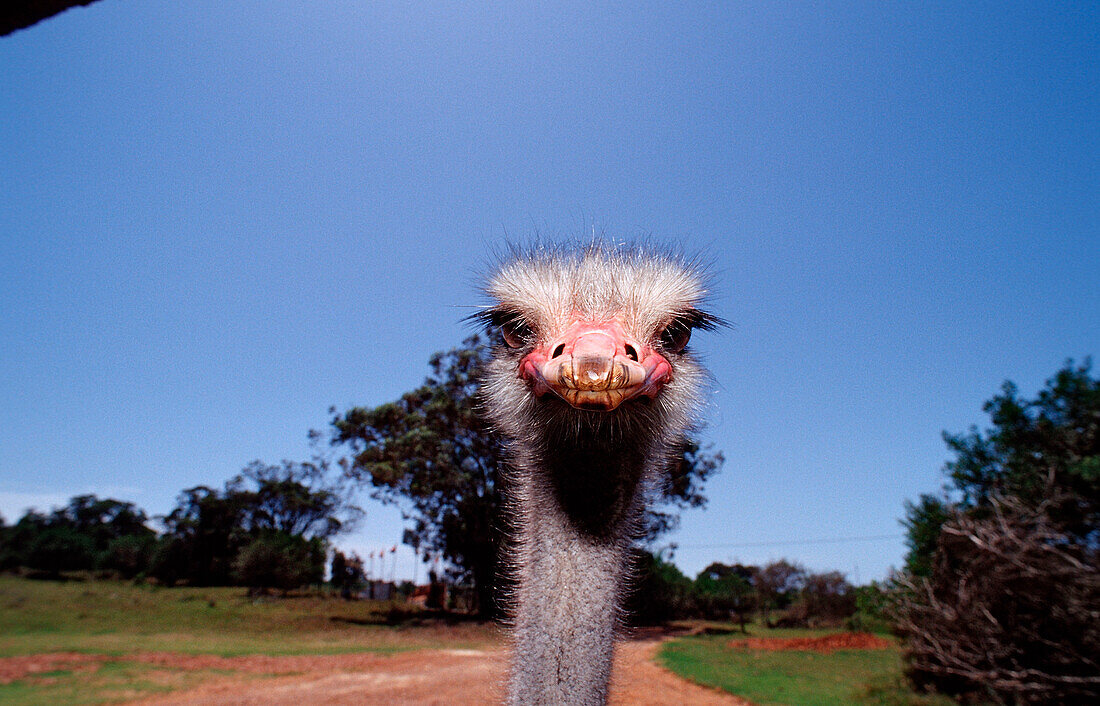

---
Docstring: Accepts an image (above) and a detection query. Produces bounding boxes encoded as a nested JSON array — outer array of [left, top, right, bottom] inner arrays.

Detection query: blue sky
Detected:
[[1, 1, 1097, 584]]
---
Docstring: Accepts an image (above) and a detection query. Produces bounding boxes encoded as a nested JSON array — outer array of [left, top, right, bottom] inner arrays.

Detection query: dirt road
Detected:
[[128, 639, 748, 705]]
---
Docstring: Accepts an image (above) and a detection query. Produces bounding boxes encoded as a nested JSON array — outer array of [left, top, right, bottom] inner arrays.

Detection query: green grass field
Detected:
[[659, 631, 955, 706]]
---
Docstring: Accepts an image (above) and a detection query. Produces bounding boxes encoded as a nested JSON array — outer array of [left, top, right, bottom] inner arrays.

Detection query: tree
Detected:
[[59, 496, 156, 576], [850, 581, 891, 632], [693, 562, 756, 631], [755, 559, 806, 626], [1, 511, 47, 571], [233, 533, 325, 595], [330, 335, 505, 615], [329, 334, 723, 616], [625, 549, 695, 625], [0, 496, 156, 577], [900, 494, 950, 578], [0, 513, 9, 570], [904, 358, 1099, 572], [101, 534, 157, 578], [26, 526, 95, 576], [944, 360, 1099, 512], [232, 460, 360, 539], [642, 439, 725, 541], [896, 359, 1100, 703], [155, 485, 245, 586], [154, 460, 359, 588], [798, 571, 856, 626], [330, 550, 365, 599]]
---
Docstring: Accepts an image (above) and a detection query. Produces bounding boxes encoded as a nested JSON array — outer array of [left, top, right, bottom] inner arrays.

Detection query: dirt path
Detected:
[[122, 639, 748, 705]]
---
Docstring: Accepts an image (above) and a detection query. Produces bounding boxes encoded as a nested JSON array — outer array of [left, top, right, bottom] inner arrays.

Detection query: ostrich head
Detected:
[[476, 244, 720, 537]]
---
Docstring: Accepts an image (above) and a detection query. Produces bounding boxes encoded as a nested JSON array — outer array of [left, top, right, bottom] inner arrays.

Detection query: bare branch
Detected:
[[891, 494, 1100, 703]]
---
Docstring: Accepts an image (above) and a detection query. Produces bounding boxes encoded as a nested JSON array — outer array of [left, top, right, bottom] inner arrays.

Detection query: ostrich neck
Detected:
[[507, 429, 653, 706]]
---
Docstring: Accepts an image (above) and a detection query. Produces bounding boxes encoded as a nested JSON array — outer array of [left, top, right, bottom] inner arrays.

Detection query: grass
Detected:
[[0, 575, 501, 704], [659, 629, 956, 706], [0, 575, 498, 657], [0, 661, 219, 706]]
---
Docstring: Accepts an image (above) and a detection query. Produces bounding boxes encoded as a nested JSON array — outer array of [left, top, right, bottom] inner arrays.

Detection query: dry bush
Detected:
[[892, 496, 1100, 704]]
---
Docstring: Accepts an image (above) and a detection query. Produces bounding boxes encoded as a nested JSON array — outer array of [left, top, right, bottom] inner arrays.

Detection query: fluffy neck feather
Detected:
[[505, 413, 659, 705]]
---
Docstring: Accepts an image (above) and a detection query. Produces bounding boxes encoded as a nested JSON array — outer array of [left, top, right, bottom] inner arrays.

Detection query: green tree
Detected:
[[0, 496, 156, 577], [155, 460, 358, 588], [58, 495, 156, 575], [625, 550, 696, 624], [0, 513, 9, 570], [0, 511, 48, 571], [26, 526, 95, 576], [101, 534, 157, 579], [900, 494, 950, 578], [330, 549, 364, 599], [156, 485, 246, 586], [693, 562, 756, 631], [902, 358, 1099, 575], [643, 439, 725, 540], [232, 460, 360, 539], [944, 360, 1100, 513], [233, 532, 325, 595], [329, 334, 723, 616], [59, 495, 153, 548], [849, 581, 890, 632]]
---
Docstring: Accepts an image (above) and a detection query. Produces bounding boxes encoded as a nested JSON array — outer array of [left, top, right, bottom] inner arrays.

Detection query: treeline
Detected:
[[628, 552, 883, 630], [0, 460, 360, 593]]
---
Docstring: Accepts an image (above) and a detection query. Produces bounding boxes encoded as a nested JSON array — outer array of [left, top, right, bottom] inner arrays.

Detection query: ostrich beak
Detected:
[[519, 321, 672, 411]]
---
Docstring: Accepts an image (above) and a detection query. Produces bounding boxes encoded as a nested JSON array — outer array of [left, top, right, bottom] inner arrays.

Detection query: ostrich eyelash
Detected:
[[657, 309, 725, 353], [677, 309, 724, 332], [470, 308, 534, 348]]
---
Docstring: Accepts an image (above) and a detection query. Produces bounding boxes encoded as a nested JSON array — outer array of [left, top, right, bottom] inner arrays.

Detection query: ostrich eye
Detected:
[[499, 318, 533, 349], [658, 319, 692, 353], [657, 309, 721, 353], [475, 309, 534, 349]]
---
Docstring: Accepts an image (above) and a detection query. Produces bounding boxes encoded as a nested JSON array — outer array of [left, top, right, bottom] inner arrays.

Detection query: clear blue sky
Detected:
[[1, 1, 1097, 584]]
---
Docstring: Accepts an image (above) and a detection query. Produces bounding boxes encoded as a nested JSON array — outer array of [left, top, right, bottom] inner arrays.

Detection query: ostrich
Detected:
[[476, 244, 720, 705]]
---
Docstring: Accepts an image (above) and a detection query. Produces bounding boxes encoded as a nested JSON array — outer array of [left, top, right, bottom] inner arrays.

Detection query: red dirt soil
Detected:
[[727, 631, 892, 653], [0, 652, 109, 683]]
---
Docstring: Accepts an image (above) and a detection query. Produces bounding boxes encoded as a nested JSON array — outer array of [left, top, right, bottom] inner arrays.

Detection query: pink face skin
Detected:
[[518, 318, 673, 411]]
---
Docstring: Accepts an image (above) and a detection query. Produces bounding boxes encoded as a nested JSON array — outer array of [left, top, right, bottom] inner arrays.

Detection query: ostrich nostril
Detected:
[[624, 344, 638, 362], [551, 343, 566, 359]]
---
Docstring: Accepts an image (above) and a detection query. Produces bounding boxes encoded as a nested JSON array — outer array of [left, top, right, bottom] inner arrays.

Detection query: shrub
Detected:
[[892, 496, 1100, 704]]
